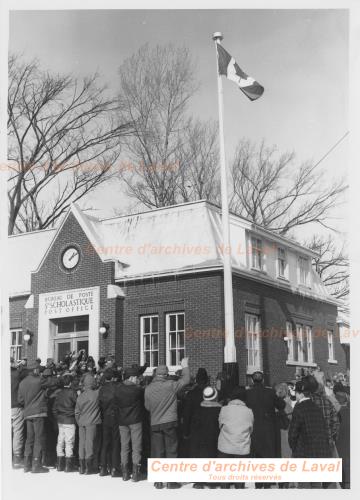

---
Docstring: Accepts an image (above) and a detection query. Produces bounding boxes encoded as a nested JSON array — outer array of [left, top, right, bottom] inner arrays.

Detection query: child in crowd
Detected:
[[75, 373, 101, 474], [53, 374, 78, 472]]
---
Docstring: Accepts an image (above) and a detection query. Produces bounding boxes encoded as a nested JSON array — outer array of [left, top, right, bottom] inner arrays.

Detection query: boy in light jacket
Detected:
[[75, 373, 101, 474]]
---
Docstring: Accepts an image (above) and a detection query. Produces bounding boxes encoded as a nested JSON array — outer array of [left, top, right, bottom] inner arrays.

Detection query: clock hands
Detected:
[[69, 251, 78, 262]]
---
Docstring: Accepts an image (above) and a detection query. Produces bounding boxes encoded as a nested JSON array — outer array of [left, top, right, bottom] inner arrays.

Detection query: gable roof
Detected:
[[8, 200, 334, 304], [8, 228, 56, 297]]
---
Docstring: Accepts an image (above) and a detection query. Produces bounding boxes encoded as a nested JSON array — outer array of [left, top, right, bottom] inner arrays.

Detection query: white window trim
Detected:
[[285, 321, 294, 361], [305, 326, 314, 363], [10, 328, 23, 362], [296, 324, 304, 363], [166, 312, 185, 371], [250, 236, 264, 272], [245, 313, 262, 374], [140, 314, 159, 369], [327, 330, 337, 363], [298, 255, 312, 288], [277, 247, 288, 279]]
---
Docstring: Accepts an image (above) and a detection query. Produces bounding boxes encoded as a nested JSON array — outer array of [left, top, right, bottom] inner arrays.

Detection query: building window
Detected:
[[166, 312, 185, 367], [10, 329, 23, 361], [245, 313, 262, 372], [286, 321, 294, 361], [328, 330, 336, 362], [293, 324, 314, 364], [305, 326, 314, 363], [299, 256, 309, 286], [277, 247, 287, 278], [251, 237, 263, 270], [140, 315, 159, 368]]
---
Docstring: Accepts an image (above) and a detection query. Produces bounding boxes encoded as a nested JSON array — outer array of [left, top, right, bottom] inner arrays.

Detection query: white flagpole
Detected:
[[212, 32, 236, 363]]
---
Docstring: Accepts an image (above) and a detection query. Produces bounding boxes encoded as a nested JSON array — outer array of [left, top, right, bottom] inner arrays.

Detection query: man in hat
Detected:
[[246, 371, 285, 489], [289, 377, 331, 488], [145, 357, 190, 489], [98, 368, 120, 477], [114, 366, 145, 481], [18, 361, 49, 473]]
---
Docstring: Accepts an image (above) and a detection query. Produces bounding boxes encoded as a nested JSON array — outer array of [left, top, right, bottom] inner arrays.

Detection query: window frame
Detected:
[[166, 312, 185, 370], [298, 256, 310, 287], [140, 314, 160, 369], [10, 329, 23, 362], [286, 322, 316, 367], [277, 247, 287, 279], [285, 321, 294, 361], [245, 313, 262, 374], [327, 330, 337, 363], [251, 237, 263, 271]]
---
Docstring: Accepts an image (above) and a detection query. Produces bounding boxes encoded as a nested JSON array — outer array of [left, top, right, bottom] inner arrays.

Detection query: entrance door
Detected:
[[52, 316, 89, 362], [55, 338, 89, 362]]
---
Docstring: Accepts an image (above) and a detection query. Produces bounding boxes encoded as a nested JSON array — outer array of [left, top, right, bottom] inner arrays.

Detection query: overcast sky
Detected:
[[9, 9, 349, 237]]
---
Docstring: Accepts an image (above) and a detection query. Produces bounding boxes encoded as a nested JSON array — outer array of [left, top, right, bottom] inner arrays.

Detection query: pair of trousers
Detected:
[[11, 407, 24, 456], [150, 425, 178, 458], [78, 424, 100, 460], [100, 423, 120, 468], [119, 422, 142, 466], [24, 417, 46, 459], [56, 424, 76, 457], [217, 451, 250, 488]]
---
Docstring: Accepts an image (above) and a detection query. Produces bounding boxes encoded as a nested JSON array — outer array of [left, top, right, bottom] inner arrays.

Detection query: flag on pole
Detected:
[[216, 44, 264, 101]]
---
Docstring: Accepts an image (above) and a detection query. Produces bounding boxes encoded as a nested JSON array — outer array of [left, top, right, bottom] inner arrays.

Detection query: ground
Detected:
[[3, 466, 260, 499]]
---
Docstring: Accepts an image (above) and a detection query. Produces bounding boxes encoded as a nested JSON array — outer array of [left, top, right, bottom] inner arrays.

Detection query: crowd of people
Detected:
[[10, 351, 350, 489]]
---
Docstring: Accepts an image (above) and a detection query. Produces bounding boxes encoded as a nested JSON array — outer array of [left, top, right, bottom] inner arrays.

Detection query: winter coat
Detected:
[[182, 384, 207, 437], [98, 381, 117, 426], [336, 404, 350, 485], [311, 392, 340, 447], [11, 367, 27, 408], [114, 381, 144, 426], [189, 401, 222, 458], [288, 398, 331, 458], [246, 384, 285, 458], [144, 367, 190, 427], [18, 373, 47, 419], [218, 400, 254, 455], [75, 376, 101, 426], [276, 398, 293, 458], [53, 387, 77, 424]]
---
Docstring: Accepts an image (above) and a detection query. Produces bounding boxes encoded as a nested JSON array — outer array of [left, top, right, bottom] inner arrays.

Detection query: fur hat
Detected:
[[229, 386, 247, 402], [196, 368, 209, 386], [252, 371, 264, 383], [203, 386, 218, 401]]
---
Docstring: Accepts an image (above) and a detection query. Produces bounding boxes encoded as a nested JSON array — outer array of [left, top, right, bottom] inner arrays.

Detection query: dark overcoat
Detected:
[[246, 384, 285, 457], [189, 402, 222, 458]]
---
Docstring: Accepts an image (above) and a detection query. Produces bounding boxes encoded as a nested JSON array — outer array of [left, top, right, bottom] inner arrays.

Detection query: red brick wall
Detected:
[[9, 212, 346, 382], [232, 275, 346, 385], [25, 212, 123, 364], [119, 272, 224, 378]]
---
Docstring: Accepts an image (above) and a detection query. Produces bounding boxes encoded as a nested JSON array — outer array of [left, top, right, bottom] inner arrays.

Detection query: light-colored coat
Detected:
[[218, 399, 254, 455]]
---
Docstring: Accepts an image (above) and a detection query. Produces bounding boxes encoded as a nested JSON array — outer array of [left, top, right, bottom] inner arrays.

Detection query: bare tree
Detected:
[[8, 54, 133, 234], [307, 235, 349, 311], [230, 139, 347, 235], [117, 44, 219, 207]]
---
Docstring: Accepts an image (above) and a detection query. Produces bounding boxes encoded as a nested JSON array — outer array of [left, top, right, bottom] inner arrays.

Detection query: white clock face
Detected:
[[62, 247, 80, 270]]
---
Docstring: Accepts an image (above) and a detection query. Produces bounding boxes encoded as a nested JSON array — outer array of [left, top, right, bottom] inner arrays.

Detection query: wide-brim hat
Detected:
[[203, 386, 218, 401]]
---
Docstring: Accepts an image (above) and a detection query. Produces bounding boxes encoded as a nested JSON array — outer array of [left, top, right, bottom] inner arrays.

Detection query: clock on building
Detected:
[[61, 246, 80, 270]]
